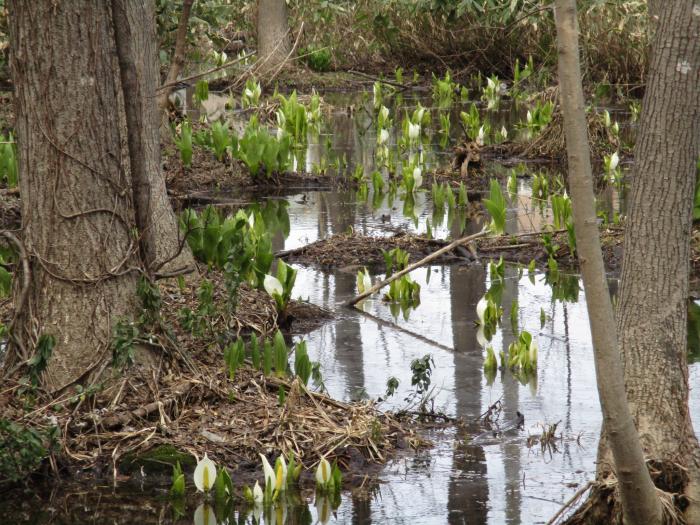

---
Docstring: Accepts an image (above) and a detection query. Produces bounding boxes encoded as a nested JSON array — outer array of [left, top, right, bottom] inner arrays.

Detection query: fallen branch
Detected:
[[157, 51, 256, 93], [347, 70, 414, 91], [343, 230, 487, 307]]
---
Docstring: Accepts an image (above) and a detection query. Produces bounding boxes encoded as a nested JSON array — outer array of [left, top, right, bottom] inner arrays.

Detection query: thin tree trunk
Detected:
[[157, 0, 194, 114], [612, 1, 700, 521], [113, 0, 195, 276], [7, 1, 140, 390], [552, 1, 662, 524], [257, 0, 291, 75]]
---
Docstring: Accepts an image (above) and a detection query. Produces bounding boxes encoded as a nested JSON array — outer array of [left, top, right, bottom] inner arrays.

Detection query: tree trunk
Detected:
[[8, 1, 140, 391], [157, 0, 194, 115], [611, 1, 700, 521], [257, 0, 291, 75], [112, 0, 195, 276], [552, 1, 663, 524]]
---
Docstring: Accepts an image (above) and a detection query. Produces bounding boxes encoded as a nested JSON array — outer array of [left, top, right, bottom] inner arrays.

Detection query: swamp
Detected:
[[0, 1, 699, 524]]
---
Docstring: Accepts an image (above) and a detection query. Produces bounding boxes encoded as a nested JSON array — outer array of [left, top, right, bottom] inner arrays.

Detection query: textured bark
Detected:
[[257, 0, 291, 75], [611, 1, 700, 521], [8, 1, 139, 390], [157, 0, 194, 114], [112, 0, 194, 275], [553, 1, 663, 523]]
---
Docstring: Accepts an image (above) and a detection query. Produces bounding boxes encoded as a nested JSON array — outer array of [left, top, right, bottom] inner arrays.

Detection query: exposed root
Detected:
[[555, 462, 690, 525]]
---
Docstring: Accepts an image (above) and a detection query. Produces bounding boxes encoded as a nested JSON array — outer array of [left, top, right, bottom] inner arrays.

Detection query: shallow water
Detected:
[[6, 90, 694, 525]]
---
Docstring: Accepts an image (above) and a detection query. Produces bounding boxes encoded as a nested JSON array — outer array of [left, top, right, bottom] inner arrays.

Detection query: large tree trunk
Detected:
[[553, 1, 663, 524], [611, 1, 700, 521], [112, 0, 194, 276], [8, 1, 140, 391], [257, 0, 291, 75]]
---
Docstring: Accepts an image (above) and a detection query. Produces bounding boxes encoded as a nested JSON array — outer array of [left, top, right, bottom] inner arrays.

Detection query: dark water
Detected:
[[5, 90, 697, 524]]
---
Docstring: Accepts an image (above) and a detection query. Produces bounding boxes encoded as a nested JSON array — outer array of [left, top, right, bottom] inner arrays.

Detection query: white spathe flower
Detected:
[[529, 338, 539, 364], [379, 105, 389, 122], [194, 504, 217, 525], [408, 122, 420, 140], [315, 457, 332, 487], [476, 296, 488, 324], [276, 127, 284, 140], [487, 77, 496, 90], [264, 275, 283, 298], [248, 212, 255, 228], [526, 110, 533, 123], [500, 126, 508, 140], [275, 456, 288, 492], [357, 268, 371, 294], [476, 125, 485, 146], [476, 325, 487, 348], [412, 166, 423, 188], [260, 453, 276, 488], [378, 128, 389, 145], [603, 110, 611, 128], [316, 496, 331, 525], [253, 481, 264, 504], [244, 88, 254, 99], [193, 453, 217, 493], [414, 106, 426, 124], [609, 151, 620, 171]]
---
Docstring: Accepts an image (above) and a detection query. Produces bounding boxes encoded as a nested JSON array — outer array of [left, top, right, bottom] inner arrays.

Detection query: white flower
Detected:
[[412, 166, 423, 188], [193, 453, 217, 493], [275, 456, 288, 492], [476, 296, 488, 324], [603, 110, 611, 128], [476, 325, 487, 347], [276, 127, 284, 140], [357, 268, 372, 294], [476, 125, 485, 146], [487, 77, 496, 90], [253, 481, 264, 504], [379, 105, 389, 122], [408, 122, 420, 140], [315, 457, 332, 487], [609, 151, 619, 171], [526, 110, 533, 124], [378, 128, 389, 145], [500, 126, 508, 140], [264, 275, 283, 298], [194, 504, 217, 525], [244, 88, 254, 99], [529, 339, 538, 364], [260, 453, 276, 489], [415, 107, 425, 124]]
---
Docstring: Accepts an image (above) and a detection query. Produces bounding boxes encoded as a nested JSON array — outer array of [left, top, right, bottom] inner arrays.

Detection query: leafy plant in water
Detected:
[[523, 100, 554, 136], [382, 248, 409, 277], [276, 90, 308, 146], [263, 260, 297, 314], [210, 121, 230, 161], [0, 133, 18, 188], [194, 80, 209, 103], [410, 354, 434, 395], [531, 172, 549, 204], [173, 120, 193, 168], [0, 419, 58, 483], [507, 330, 538, 375], [237, 116, 291, 177], [241, 78, 261, 108], [460, 103, 482, 142], [300, 44, 332, 72], [551, 192, 572, 230], [482, 75, 503, 110], [356, 267, 372, 294], [272, 330, 289, 378], [432, 70, 455, 109], [294, 340, 312, 385], [170, 461, 186, 498], [483, 179, 507, 235]]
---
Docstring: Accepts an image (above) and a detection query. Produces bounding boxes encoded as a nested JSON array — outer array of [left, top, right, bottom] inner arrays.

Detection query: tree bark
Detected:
[[553, 1, 663, 524], [111, 0, 194, 276], [612, 1, 700, 521], [257, 0, 291, 75], [157, 0, 194, 114], [8, 1, 140, 390]]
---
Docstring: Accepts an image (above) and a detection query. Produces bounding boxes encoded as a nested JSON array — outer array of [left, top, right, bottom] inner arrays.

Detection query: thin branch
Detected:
[[344, 230, 487, 307], [157, 0, 195, 111]]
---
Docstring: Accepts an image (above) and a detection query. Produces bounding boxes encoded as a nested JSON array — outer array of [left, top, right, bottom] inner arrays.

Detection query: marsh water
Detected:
[[5, 91, 699, 524]]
